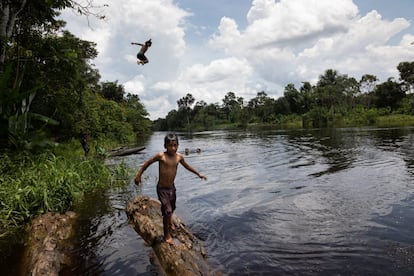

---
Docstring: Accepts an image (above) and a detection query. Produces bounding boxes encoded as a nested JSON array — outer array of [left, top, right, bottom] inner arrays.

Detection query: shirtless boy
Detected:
[[134, 133, 207, 244], [131, 39, 152, 65]]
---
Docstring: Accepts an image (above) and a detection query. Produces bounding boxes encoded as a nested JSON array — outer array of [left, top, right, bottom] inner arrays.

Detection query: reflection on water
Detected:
[[8, 128, 414, 275]]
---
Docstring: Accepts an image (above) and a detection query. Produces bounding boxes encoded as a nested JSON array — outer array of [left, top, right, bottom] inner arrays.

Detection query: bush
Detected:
[[0, 151, 128, 238]]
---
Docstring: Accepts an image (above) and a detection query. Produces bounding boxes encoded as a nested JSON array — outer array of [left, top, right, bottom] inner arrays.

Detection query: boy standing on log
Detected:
[[134, 133, 207, 244]]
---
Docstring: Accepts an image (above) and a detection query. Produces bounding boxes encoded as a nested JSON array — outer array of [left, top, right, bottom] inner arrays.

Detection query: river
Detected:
[[11, 128, 414, 275]]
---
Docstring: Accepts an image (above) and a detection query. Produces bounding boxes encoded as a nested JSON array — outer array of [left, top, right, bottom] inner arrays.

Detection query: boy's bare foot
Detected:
[[164, 237, 174, 245], [170, 223, 176, 231]]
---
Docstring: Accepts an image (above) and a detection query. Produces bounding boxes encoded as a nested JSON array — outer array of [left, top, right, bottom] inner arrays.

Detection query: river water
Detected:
[[20, 128, 414, 275]]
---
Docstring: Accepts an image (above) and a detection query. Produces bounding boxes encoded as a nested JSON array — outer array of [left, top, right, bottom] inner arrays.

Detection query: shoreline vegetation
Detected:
[[0, 139, 131, 257], [166, 113, 414, 132]]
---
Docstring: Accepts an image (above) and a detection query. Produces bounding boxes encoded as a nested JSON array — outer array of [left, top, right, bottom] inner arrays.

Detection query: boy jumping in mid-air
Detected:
[[134, 133, 207, 244], [131, 39, 152, 65]]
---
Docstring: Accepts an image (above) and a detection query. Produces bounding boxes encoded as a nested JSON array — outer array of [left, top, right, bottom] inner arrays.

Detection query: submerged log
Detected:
[[108, 146, 145, 157], [20, 211, 78, 276], [126, 195, 213, 276]]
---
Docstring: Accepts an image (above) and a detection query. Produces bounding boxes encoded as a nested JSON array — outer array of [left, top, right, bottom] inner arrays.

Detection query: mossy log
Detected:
[[126, 195, 214, 276], [20, 211, 77, 276]]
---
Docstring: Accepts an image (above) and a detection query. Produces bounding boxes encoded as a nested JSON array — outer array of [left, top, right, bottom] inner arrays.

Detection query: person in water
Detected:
[[184, 148, 201, 155], [131, 39, 152, 65], [134, 133, 207, 244]]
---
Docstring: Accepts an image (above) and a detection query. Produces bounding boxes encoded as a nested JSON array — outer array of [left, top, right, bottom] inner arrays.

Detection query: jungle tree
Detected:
[[374, 78, 405, 110], [100, 81, 125, 102], [0, 0, 106, 73], [177, 93, 195, 130], [397, 61, 414, 93], [247, 91, 275, 122], [222, 91, 244, 123]]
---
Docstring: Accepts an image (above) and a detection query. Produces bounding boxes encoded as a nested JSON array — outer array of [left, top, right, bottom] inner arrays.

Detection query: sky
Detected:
[[60, 0, 414, 120]]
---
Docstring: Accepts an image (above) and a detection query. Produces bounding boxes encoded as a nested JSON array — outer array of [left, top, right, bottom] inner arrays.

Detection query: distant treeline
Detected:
[[153, 63, 414, 131]]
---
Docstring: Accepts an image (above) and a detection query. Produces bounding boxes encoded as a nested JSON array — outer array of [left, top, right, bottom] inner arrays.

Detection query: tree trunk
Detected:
[[126, 195, 216, 276], [0, 0, 27, 73]]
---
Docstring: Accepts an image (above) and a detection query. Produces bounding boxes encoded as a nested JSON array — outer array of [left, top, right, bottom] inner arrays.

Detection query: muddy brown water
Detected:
[[2, 128, 414, 275]]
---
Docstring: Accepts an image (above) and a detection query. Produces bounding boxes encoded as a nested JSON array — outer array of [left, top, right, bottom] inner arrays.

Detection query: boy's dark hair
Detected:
[[164, 133, 178, 147], [145, 39, 152, 46]]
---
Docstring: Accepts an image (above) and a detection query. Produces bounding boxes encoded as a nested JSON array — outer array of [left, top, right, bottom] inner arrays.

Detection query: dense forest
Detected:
[[154, 63, 414, 131], [0, 0, 151, 152]]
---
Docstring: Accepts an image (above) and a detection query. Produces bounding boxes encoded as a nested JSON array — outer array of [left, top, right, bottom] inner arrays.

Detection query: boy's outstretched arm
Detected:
[[134, 153, 161, 185], [180, 158, 207, 180]]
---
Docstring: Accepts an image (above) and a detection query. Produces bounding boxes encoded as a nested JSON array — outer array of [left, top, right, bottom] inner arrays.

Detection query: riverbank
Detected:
[[0, 140, 131, 266]]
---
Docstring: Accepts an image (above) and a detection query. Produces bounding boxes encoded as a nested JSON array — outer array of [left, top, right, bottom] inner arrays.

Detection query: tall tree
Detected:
[[177, 93, 195, 129], [222, 91, 243, 122], [222, 92, 237, 121], [315, 69, 342, 111], [247, 91, 275, 122], [397, 61, 414, 93], [360, 74, 378, 94], [124, 93, 151, 135], [374, 78, 405, 110], [0, 0, 106, 72], [0, 0, 27, 72], [27, 31, 99, 138], [315, 69, 358, 113], [100, 81, 125, 102], [283, 83, 300, 114], [299, 81, 313, 112]]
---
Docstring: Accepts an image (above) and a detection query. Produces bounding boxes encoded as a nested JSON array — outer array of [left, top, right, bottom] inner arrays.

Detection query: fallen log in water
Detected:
[[20, 211, 77, 276], [126, 195, 214, 276]]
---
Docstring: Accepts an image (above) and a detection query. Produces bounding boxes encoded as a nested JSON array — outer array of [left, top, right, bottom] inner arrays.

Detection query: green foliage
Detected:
[[399, 95, 414, 115], [397, 61, 414, 93], [0, 151, 127, 238], [278, 114, 302, 129], [376, 114, 414, 127], [100, 81, 125, 102], [302, 108, 329, 128], [0, 63, 61, 150], [124, 93, 151, 136], [374, 78, 405, 110]]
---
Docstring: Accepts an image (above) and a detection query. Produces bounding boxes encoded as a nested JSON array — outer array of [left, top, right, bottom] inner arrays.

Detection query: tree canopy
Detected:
[[0, 0, 151, 150]]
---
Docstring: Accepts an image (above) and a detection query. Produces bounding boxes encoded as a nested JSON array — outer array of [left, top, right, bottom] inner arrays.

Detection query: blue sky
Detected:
[[61, 0, 414, 120]]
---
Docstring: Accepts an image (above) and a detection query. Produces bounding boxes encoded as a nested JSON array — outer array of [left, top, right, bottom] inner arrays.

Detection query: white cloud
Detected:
[[124, 75, 146, 95], [60, 0, 414, 120]]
